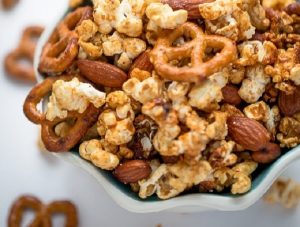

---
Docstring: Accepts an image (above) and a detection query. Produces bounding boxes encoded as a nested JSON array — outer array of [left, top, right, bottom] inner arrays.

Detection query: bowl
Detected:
[[33, 2, 300, 213]]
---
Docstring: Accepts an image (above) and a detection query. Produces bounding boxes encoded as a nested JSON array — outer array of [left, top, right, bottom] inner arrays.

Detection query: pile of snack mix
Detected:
[[22, 0, 300, 200]]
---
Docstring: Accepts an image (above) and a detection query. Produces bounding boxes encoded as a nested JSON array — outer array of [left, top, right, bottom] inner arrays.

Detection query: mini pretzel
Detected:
[[4, 26, 44, 83], [150, 22, 237, 83], [8, 195, 78, 227], [23, 75, 101, 152], [38, 6, 92, 75], [2, 0, 19, 10]]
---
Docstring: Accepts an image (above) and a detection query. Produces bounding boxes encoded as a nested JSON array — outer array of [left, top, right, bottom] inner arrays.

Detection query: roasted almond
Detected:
[[113, 160, 151, 184], [227, 116, 271, 151], [161, 0, 214, 19], [278, 88, 300, 116], [129, 50, 154, 74], [222, 84, 242, 106], [77, 59, 128, 88], [252, 142, 281, 164]]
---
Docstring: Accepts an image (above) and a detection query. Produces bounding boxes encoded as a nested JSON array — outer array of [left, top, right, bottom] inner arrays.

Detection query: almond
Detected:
[[227, 116, 271, 151], [77, 60, 128, 88], [222, 84, 242, 106], [129, 51, 154, 74], [113, 160, 151, 184], [252, 142, 281, 164], [161, 0, 214, 19], [278, 87, 300, 116]]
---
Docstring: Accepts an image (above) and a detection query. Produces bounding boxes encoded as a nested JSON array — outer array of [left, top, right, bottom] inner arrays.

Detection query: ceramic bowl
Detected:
[[33, 1, 300, 213]]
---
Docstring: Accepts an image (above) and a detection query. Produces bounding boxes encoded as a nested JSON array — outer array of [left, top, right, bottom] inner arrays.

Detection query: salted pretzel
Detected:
[[150, 22, 237, 83], [2, 0, 19, 10], [4, 26, 44, 83], [23, 74, 101, 152], [38, 6, 92, 75], [8, 195, 78, 227]]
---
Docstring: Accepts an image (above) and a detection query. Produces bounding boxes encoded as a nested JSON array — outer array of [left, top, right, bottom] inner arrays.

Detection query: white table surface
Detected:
[[1, 0, 300, 226]]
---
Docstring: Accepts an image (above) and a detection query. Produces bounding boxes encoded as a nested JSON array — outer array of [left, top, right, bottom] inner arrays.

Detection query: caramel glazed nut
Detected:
[[7, 195, 78, 227]]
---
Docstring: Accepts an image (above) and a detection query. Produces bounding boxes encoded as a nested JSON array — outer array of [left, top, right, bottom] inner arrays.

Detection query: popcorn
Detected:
[[231, 161, 258, 194], [93, 0, 146, 37], [206, 111, 228, 140], [277, 117, 300, 148], [138, 161, 212, 199], [123, 73, 163, 104], [97, 91, 135, 145], [199, 0, 257, 41], [236, 41, 277, 66], [188, 71, 229, 112], [262, 0, 295, 9], [209, 140, 237, 168], [102, 32, 146, 70], [238, 65, 270, 103], [265, 47, 300, 90], [79, 139, 120, 170], [264, 178, 300, 209], [46, 78, 106, 121], [146, 3, 187, 30]]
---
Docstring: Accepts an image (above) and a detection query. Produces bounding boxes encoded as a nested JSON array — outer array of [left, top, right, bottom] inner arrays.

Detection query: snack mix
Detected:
[[23, 0, 300, 200]]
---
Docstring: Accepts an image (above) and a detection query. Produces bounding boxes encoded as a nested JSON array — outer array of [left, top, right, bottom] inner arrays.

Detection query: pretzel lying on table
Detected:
[[8, 195, 78, 227], [4, 26, 44, 83]]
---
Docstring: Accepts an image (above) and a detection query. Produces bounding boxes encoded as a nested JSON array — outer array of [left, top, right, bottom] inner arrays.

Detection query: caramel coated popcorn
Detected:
[[264, 178, 300, 208]]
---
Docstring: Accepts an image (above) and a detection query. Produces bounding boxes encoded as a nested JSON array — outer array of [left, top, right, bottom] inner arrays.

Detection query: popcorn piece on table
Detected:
[[46, 78, 106, 121], [264, 178, 300, 209]]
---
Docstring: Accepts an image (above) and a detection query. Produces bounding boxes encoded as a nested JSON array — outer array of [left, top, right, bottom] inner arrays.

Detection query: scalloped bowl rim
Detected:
[[33, 4, 300, 213]]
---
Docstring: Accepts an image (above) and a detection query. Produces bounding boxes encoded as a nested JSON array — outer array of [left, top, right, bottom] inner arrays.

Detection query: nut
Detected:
[[77, 59, 128, 88], [278, 88, 300, 116], [129, 51, 154, 75], [252, 142, 281, 164], [113, 160, 152, 184], [161, 0, 213, 19], [222, 84, 242, 106], [227, 116, 271, 151]]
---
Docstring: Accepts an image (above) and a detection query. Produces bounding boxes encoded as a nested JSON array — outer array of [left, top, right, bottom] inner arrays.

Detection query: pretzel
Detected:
[[8, 195, 78, 227], [4, 26, 44, 83], [38, 6, 93, 75], [150, 22, 237, 83], [23, 75, 101, 152], [2, 0, 19, 10]]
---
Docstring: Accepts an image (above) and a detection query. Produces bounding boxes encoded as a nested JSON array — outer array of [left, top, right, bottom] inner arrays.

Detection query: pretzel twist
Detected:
[[7, 195, 78, 227], [150, 22, 237, 83], [4, 26, 44, 83], [38, 6, 93, 75], [23, 74, 101, 152]]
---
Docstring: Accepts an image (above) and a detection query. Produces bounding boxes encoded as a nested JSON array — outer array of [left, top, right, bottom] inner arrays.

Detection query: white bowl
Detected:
[[33, 3, 300, 213]]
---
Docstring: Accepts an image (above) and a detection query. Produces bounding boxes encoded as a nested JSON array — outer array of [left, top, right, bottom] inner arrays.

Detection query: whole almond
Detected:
[[227, 116, 271, 151], [113, 160, 151, 184], [77, 60, 127, 88], [129, 51, 154, 74], [278, 88, 300, 116], [161, 0, 214, 19], [252, 142, 281, 164], [222, 85, 242, 106]]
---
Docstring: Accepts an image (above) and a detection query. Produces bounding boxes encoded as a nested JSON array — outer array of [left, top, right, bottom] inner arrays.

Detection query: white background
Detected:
[[1, 0, 300, 226]]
